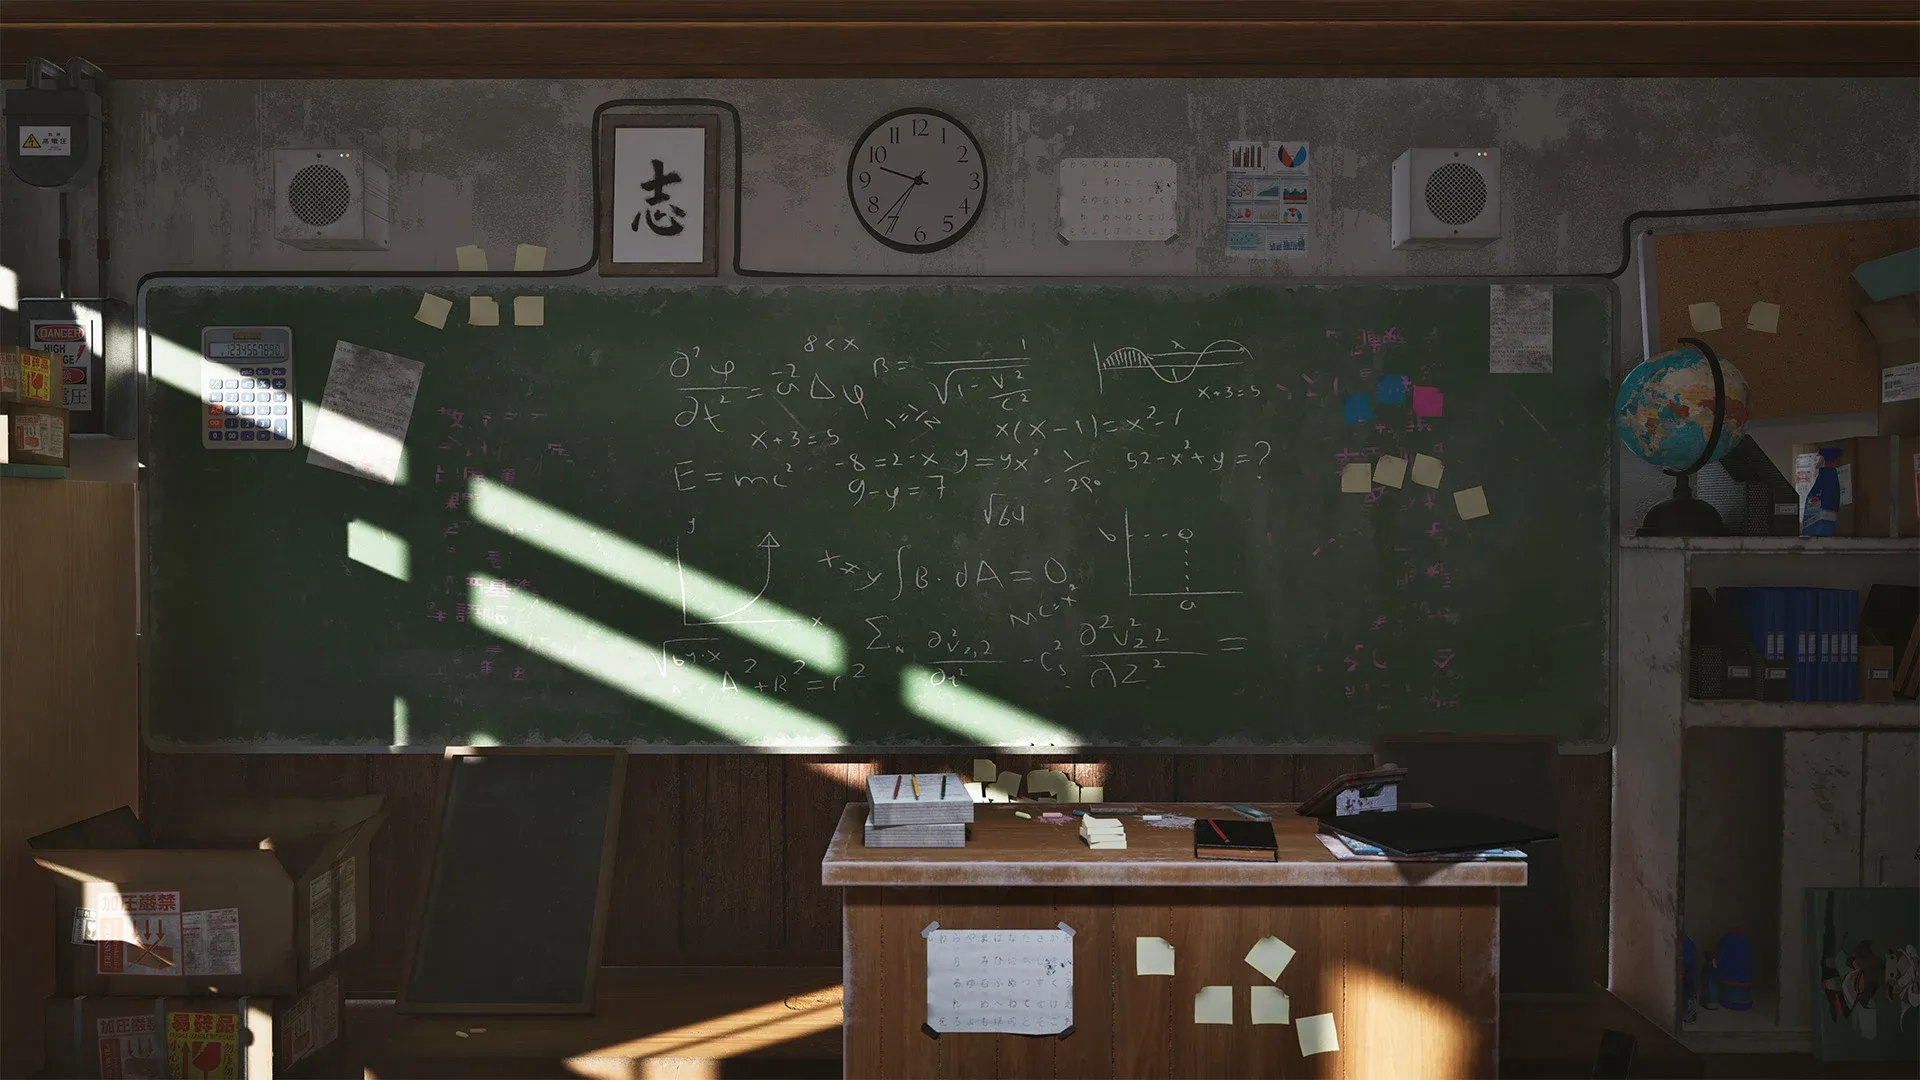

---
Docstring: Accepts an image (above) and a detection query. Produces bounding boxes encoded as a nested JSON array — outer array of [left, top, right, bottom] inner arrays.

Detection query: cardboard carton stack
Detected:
[[29, 796, 385, 1077], [0, 346, 67, 477]]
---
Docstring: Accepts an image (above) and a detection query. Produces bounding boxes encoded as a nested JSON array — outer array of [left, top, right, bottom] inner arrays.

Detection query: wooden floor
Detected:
[[144, 750, 1615, 996]]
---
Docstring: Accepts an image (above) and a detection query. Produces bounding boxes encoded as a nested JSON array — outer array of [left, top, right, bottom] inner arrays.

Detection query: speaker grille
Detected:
[[1424, 162, 1487, 226], [288, 164, 352, 227]]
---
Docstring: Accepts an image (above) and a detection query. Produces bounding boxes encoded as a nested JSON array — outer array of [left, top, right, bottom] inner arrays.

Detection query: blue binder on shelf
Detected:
[[1846, 589, 1861, 701], [1816, 590, 1832, 701], [1822, 590, 1838, 701]]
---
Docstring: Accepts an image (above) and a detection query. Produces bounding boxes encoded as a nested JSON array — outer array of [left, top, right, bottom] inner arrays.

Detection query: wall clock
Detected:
[[847, 107, 987, 254]]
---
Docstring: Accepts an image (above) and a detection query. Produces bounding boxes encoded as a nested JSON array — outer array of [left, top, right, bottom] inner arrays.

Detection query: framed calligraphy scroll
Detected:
[[598, 112, 720, 277]]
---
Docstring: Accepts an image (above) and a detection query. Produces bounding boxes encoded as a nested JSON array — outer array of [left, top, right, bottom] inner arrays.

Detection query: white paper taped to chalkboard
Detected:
[[925, 927, 1073, 1035]]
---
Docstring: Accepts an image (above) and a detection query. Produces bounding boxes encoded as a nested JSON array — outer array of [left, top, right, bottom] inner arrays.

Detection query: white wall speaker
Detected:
[[1391, 148, 1500, 250], [273, 148, 390, 251]]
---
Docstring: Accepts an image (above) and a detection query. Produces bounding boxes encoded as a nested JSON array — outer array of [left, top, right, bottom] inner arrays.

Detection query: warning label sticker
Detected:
[[96, 1014, 161, 1079], [29, 319, 94, 410], [95, 890, 182, 976], [19, 126, 72, 157]]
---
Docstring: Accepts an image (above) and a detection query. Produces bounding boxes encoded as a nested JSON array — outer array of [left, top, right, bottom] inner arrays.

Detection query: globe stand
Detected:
[[1635, 336, 1730, 539]]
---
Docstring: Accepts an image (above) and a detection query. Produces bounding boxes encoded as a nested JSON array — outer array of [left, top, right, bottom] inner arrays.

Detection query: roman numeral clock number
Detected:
[[847, 107, 987, 255]]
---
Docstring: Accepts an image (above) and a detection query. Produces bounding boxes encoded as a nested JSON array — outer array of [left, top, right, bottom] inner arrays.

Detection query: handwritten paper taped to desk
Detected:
[[1747, 301, 1781, 333], [1250, 985, 1291, 1025], [1411, 454, 1445, 489], [514, 244, 547, 272], [1489, 284, 1554, 373], [1135, 936, 1176, 976], [1374, 454, 1407, 489], [925, 927, 1073, 1035], [1688, 302, 1722, 332], [413, 293, 452, 329], [1245, 936, 1296, 982], [1298, 1012, 1340, 1056], [455, 245, 488, 272], [1340, 463, 1373, 493], [307, 341, 424, 486], [1195, 986, 1234, 1024]]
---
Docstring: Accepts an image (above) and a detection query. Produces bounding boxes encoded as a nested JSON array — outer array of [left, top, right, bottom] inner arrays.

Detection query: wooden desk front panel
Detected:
[[843, 885, 1497, 1079]]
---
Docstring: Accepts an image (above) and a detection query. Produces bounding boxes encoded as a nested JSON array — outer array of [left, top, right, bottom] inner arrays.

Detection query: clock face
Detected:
[[847, 108, 987, 254]]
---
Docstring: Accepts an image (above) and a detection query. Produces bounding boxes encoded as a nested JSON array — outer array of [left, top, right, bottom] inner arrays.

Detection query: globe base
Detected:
[[1637, 472, 1727, 538]]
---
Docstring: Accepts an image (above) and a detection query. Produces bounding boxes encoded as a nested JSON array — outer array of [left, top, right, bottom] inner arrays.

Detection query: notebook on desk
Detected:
[[1318, 807, 1555, 857], [1193, 817, 1278, 861]]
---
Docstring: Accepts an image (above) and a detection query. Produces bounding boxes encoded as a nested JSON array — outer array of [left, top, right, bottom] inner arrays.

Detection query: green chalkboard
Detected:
[[141, 281, 1614, 749]]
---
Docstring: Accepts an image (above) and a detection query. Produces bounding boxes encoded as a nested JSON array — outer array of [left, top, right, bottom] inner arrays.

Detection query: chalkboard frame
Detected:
[[395, 746, 627, 1014], [136, 273, 1622, 753]]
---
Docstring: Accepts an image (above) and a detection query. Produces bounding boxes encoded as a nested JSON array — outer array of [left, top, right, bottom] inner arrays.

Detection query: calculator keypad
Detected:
[[202, 351, 297, 448]]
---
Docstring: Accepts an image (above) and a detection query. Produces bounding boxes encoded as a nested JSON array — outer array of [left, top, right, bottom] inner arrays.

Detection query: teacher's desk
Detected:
[[823, 802, 1526, 1079]]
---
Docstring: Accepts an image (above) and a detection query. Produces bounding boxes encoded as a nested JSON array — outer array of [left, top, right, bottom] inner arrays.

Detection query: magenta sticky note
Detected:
[[1411, 386, 1444, 417]]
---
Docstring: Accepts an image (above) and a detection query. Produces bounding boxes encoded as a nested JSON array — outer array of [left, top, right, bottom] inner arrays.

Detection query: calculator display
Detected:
[[207, 341, 288, 359]]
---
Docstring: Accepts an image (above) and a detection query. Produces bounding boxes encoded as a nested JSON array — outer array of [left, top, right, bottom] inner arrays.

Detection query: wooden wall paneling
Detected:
[[1402, 888, 1499, 1074], [1169, 889, 1237, 1079], [1172, 755, 1296, 802], [784, 756, 880, 956], [1292, 753, 1375, 805], [351, 753, 441, 993], [1555, 750, 1614, 984], [142, 750, 250, 830], [1054, 887, 1116, 1080], [1342, 892, 1404, 1079], [1111, 888, 1176, 1078], [680, 755, 784, 955], [842, 886, 936, 1078], [1099, 755, 1177, 802], [246, 754, 370, 799], [602, 754, 682, 965]]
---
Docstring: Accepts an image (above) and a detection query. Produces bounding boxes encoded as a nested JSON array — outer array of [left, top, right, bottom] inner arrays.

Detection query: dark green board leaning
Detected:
[[142, 281, 1613, 748]]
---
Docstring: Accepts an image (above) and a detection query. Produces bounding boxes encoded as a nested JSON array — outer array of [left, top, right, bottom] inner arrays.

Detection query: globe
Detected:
[[1614, 344, 1751, 472]]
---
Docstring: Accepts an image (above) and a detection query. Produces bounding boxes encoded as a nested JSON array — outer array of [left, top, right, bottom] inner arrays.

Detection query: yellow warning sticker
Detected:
[[21, 135, 39, 149]]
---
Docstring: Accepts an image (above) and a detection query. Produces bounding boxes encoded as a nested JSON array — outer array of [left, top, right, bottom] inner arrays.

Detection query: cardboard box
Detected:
[[1850, 435, 1920, 538], [43, 972, 342, 1079], [0, 346, 58, 405], [30, 798, 383, 997], [1, 401, 70, 467], [1857, 293, 1920, 436]]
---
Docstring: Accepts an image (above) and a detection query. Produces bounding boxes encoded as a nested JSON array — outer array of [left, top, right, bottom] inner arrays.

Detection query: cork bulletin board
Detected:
[[1651, 217, 1918, 420]]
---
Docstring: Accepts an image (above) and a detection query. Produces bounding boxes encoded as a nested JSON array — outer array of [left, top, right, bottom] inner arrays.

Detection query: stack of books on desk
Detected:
[[864, 773, 972, 848], [1079, 815, 1127, 850]]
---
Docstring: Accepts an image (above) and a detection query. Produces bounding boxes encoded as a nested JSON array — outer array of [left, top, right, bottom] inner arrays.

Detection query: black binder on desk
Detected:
[[1318, 807, 1555, 857]]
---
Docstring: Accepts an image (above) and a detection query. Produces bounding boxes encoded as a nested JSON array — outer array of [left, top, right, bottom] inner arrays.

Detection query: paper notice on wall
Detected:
[[94, 890, 182, 976], [334, 855, 358, 952], [96, 1014, 162, 1079], [307, 869, 336, 971], [71, 906, 98, 944], [307, 340, 423, 485], [166, 1010, 239, 1079], [1225, 140, 1309, 259], [1882, 362, 1920, 403], [1488, 284, 1554, 373], [281, 972, 342, 1066], [926, 927, 1074, 1034], [1059, 158, 1178, 241], [182, 908, 243, 976]]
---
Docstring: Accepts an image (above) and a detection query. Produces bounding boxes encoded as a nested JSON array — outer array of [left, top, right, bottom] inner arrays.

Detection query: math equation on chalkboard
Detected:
[[925, 927, 1074, 1035]]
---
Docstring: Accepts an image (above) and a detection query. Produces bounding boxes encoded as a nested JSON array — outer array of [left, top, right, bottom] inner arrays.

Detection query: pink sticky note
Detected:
[[1411, 386, 1444, 417]]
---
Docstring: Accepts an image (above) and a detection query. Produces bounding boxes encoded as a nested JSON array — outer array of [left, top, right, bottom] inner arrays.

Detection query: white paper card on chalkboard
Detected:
[[612, 125, 707, 265], [925, 927, 1074, 1034], [307, 340, 423, 486], [1488, 284, 1554, 373]]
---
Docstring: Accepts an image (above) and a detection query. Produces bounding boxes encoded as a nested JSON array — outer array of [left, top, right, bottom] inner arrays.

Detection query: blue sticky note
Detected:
[[1342, 393, 1373, 424], [1375, 375, 1409, 405]]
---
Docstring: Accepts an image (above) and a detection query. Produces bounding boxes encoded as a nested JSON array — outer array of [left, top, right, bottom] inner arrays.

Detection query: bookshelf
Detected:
[[1620, 536, 1919, 554], [1684, 700, 1920, 729]]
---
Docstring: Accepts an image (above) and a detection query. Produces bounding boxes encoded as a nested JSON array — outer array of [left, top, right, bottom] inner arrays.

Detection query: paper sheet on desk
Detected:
[[926, 927, 1073, 1034]]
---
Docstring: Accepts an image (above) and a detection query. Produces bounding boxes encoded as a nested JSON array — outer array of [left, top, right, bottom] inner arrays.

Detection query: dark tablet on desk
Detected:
[[1318, 807, 1555, 856]]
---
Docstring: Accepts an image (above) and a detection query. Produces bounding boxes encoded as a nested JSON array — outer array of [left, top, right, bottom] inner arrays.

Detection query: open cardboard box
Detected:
[[43, 972, 342, 1079], [1857, 292, 1920, 436], [29, 797, 383, 997]]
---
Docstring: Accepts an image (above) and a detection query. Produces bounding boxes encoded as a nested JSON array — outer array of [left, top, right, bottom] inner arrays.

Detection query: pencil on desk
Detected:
[[911, 775, 921, 799], [893, 775, 902, 799], [941, 774, 948, 798]]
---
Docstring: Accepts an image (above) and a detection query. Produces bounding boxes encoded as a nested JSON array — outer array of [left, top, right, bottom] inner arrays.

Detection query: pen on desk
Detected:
[[893, 775, 902, 799], [941, 774, 948, 798], [911, 775, 921, 799], [1208, 818, 1229, 842]]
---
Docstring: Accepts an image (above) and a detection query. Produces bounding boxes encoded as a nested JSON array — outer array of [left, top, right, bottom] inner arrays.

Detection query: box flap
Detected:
[[154, 795, 384, 847], [27, 806, 145, 851]]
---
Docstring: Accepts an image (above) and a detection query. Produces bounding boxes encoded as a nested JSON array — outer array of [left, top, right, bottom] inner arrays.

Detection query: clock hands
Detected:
[[873, 170, 926, 235], [878, 165, 926, 186]]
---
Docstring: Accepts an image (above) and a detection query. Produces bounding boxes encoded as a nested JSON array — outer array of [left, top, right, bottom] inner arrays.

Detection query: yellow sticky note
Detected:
[[1687, 301, 1721, 332], [1250, 985, 1291, 1025], [1244, 935, 1296, 982], [1454, 486, 1490, 520], [1194, 986, 1233, 1025], [468, 296, 500, 326], [1373, 455, 1407, 489], [991, 773, 1021, 800], [1747, 301, 1781, 333], [963, 781, 985, 802], [972, 758, 998, 783], [413, 293, 452, 329], [1340, 463, 1373, 494], [455, 245, 488, 272], [1079, 785, 1103, 803], [1297, 1012, 1340, 1056], [1136, 936, 1176, 976], [513, 296, 545, 327], [514, 244, 548, 272], [1410, 454, 1444, 489]]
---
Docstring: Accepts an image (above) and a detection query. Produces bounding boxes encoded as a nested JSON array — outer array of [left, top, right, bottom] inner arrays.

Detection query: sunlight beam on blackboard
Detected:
[[471, 581, 846, 747], [347, 519, 409, 581], [899, 664, 1081, 748], [468, 476, 844, 675]]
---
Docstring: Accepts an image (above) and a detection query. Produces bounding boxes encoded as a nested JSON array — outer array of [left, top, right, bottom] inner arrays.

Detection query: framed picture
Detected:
[[598, 113, 719, 277]]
